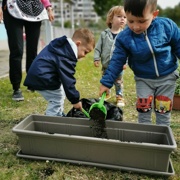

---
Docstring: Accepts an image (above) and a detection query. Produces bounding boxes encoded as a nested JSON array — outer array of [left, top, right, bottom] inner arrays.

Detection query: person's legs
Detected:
[[3, 9, 24, 100], [135, 77, 154, 124], [37, 86, 66, 116], [154, 72, 177, 126], [135, 71, 177, 126], [114, 71, 125, 107], [24, 21, 41, 73]]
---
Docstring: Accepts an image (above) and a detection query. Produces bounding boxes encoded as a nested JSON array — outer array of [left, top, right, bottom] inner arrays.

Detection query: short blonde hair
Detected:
[[72, 28, 95, 48], [106, 6, 124, 28]]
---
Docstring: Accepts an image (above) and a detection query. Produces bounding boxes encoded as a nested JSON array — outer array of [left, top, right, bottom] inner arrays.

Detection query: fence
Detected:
[[39, 21, 74, 50]]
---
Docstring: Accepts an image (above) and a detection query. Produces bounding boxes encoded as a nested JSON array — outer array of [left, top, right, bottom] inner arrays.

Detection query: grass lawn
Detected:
[[0, 51, 180, 180]]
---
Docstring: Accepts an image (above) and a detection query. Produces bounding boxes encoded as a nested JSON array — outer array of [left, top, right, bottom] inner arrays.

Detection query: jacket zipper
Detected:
[[144, 31, 159, 77], [110, 29, 123, 59]]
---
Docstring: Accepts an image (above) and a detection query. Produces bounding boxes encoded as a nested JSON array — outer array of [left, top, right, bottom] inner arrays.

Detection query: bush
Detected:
[[175, 66, 180, 95]]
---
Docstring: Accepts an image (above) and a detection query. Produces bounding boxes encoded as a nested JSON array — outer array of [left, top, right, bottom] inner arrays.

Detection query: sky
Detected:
[[157, 0, 180, 9]]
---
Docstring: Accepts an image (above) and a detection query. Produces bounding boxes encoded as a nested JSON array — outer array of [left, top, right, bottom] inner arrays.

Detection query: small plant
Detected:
[[175, 66, 180, 95]]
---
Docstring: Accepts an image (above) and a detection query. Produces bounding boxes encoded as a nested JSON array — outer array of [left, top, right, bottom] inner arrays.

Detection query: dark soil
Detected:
[[39, 167, 55, 178], [89, 107, 108, 138]]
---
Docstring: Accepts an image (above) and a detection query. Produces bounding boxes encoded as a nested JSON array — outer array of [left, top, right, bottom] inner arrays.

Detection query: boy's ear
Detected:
[[76, 41, 81, 46], [153, 10, 159, 19]]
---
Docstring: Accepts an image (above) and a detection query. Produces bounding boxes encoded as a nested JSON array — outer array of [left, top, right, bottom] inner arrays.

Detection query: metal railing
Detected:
[[39, 20, 74, 50]]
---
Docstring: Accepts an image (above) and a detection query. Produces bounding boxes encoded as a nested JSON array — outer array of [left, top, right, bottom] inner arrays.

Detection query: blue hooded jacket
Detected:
[[100, 17, 180, 88], [24, 36, 80, 104]]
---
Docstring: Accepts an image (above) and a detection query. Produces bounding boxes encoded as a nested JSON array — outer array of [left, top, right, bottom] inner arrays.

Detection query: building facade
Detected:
[[52, 0, 100, 26]]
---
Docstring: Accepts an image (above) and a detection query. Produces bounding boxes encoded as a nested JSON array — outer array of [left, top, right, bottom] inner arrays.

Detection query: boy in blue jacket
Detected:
[[24, 28, 95, 116], [99, 0, 180, 126]]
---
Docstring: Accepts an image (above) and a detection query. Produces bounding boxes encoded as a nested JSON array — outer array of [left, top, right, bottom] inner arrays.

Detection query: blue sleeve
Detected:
[[167, 18, 180, 59], [57, 58, 80, 104]]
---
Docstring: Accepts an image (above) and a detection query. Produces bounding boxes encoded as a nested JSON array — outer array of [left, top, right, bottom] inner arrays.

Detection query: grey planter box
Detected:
[[12, 115, 177, 176]]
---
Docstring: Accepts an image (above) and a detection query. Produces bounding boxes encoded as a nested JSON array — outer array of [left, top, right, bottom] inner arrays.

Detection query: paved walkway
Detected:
[[0, 49, 10, 77], [0, 49, 26, 78], [0, 41, 13, 77], [0, 39, 43, 78]]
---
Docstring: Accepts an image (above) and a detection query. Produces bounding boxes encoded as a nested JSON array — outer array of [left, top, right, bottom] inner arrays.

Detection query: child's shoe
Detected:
[[116, 96, 125, 107]]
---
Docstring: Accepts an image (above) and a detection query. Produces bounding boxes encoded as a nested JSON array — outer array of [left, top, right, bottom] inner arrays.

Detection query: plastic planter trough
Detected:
[[12, 115, 177, 176]]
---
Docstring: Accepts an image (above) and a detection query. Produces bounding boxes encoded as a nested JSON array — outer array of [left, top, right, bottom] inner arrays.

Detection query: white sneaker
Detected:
[[116, 96, 125, 107]]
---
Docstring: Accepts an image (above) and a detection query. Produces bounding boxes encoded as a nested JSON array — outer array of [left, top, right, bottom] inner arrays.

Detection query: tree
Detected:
[[93, 0, 123, 18], [158, 3, 180, 26]]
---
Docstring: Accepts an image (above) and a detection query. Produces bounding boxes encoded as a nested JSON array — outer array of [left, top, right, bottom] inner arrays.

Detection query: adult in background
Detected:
[[0, 0, 54, 101]]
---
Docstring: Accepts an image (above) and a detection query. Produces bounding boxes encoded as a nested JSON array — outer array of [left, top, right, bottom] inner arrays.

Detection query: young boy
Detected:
[[24, 28, 95, 116], [94, 6, 127, 107], [99, 0, 180, 126]]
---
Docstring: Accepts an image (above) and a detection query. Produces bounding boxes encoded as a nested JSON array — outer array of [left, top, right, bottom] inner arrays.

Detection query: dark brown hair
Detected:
[[124, 0, 157, 17]]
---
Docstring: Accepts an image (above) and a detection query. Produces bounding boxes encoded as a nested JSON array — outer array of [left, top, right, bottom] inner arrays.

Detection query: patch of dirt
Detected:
[[39, 167, 55, 178], [89, 107, 108, 138]]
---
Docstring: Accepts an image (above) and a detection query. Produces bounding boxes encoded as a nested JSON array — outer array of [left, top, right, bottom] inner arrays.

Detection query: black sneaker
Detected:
[[12, 90, 24, 101]]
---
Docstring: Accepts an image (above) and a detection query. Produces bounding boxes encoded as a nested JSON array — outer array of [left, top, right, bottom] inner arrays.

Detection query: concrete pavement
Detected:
[[0, 40, 11, 77], [0, 49, 10, 77], [0, 48, 26, 78], [0, 40, 41, 78]]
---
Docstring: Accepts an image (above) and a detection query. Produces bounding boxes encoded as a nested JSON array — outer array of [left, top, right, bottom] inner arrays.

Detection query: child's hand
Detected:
[[94, 60, 100, 67], [73, 101, 82, 111], [123, 64, 127, 70], [99, 84, 110, 97]]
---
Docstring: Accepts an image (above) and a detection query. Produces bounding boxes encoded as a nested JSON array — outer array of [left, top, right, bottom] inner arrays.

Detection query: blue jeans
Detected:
[[103, 70, 124, 97], [37, 85, 65, 116], [114, 71, 124, 97]]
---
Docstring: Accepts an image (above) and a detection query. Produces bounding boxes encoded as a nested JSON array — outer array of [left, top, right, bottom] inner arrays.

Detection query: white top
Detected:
[[67, 38, 78, 59]]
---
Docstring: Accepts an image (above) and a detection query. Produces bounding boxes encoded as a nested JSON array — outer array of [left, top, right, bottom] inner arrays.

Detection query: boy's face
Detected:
[[126, 5, 158, 34], [76, 41, 93, 59]]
